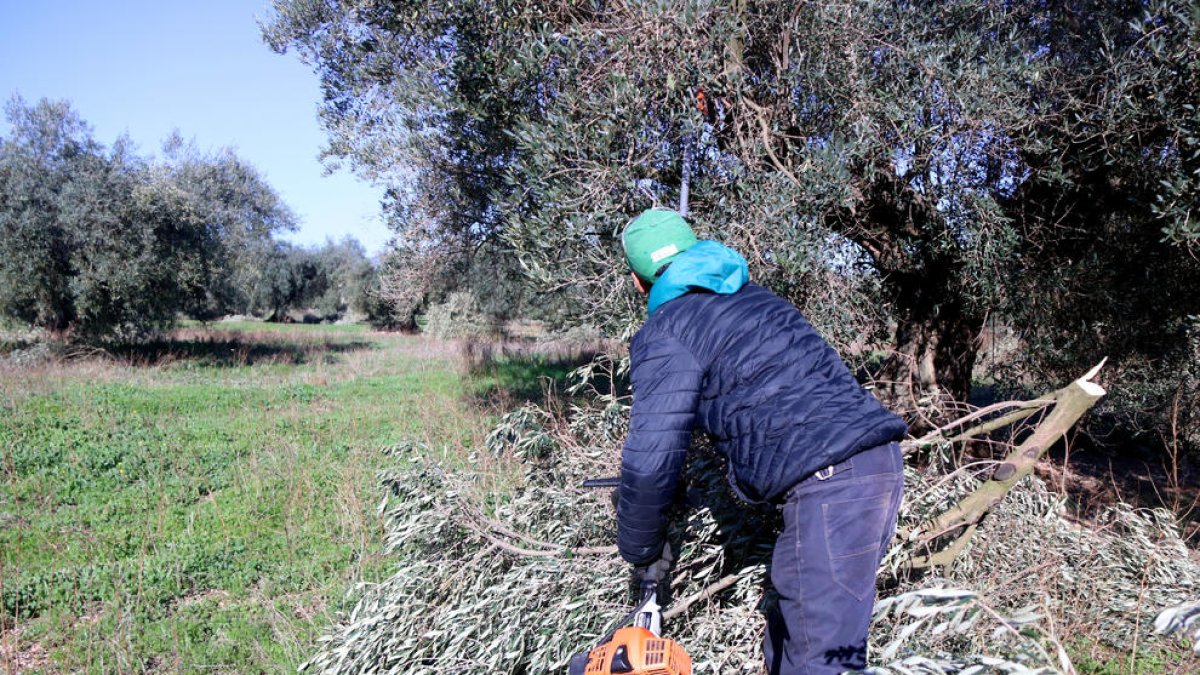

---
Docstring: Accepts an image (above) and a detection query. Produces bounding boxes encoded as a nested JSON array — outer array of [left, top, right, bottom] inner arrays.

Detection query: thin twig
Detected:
[[992, 559, 1060, 595], [971, 596, 1058, 668], [465, 507, 563, 551], [463, 519, 617, 558], [903, 398, 1056, 453], [663, 573, 744, 621]]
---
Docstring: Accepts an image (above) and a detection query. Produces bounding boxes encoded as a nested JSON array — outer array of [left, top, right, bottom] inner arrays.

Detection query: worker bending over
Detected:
[[616, 208, 907, 675]]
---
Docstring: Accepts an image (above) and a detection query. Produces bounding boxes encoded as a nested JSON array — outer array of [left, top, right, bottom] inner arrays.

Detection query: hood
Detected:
[[647, 240, 749, 315]]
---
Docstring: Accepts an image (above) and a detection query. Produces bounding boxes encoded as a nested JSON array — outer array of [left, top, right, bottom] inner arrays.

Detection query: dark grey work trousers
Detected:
[[763, 441, 905, 675]]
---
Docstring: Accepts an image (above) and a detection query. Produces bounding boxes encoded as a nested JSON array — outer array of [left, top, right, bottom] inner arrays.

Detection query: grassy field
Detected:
[[0, 323, 513, 674]]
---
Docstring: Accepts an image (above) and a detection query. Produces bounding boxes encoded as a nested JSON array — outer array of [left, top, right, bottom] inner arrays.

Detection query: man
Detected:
[[616, 208, 907, 675]]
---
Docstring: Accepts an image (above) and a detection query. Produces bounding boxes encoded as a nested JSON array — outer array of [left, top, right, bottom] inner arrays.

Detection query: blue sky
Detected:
[[0, 0, 391, 255]]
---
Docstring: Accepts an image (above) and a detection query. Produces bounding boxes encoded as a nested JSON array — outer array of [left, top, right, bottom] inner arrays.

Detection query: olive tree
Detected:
[[264, 0, 546, 324], [265, 1, 1199, 432], [0, 97, 295, 339]]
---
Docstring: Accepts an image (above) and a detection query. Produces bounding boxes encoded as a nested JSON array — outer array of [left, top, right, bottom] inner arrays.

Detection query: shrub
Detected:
[[421, 292, 499, 341]]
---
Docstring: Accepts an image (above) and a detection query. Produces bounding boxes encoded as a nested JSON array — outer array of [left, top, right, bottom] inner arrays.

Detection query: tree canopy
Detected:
[[0, 97, 298, 338], [0, 96, 387, 339], [266, 0, 1199, 444]]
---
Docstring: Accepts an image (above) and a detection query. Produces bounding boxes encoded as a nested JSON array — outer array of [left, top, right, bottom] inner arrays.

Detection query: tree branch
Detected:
[[905, 360, 1107, 570], [662, 573, 745, 621], [902, 398, 1058, 453]]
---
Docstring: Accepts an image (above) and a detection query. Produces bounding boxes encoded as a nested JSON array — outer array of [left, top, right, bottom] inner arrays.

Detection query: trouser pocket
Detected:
[[820, 481, 898, 600]]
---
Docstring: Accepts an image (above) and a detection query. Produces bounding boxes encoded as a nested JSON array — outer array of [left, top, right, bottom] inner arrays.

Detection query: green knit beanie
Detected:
[[621, 209, 698, 281]]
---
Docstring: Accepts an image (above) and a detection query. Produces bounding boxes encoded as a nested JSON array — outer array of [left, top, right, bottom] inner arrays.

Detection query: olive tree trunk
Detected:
[[874, 267, 985, 420]]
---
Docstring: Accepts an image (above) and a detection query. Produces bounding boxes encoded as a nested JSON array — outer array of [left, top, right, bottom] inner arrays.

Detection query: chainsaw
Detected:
[[569, 477, 691, 675], [567, 584, 692, 675]]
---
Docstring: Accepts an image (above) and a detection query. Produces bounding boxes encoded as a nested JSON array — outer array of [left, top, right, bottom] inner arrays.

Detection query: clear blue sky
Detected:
[[0, 0, 391, 255]]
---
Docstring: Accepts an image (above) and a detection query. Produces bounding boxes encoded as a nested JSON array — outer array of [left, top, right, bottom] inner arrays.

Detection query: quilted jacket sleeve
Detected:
[[617, 332, 703, 566]]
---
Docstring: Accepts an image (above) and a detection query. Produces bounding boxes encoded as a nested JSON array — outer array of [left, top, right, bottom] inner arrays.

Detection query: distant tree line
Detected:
[[242, 235, 391, 324], [267, 0, 1199, 456], [0, 96, 395, 340]]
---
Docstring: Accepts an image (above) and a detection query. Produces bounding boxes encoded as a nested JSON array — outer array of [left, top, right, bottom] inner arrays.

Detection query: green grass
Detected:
[[182, 319, 370, 335], [1, 325, 498, 673], [468, 352, 606, 408], [1070, 638, 1197, 674]]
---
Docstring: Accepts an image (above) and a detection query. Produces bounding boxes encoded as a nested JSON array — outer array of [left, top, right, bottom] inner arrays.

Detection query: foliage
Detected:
[[0, 97, 384, 336], [305, 237, 378, 319], [159, 133, 299, 321], [0, 97, 294, 340], [300, 394, 1200, 674], [0, 324, 484, 672], [236, 237, 382, 323], [869, 587, 1070, 673], [495, 0, 1200, 410], [374, 232, 568, 333], [353, 260, 409, 329], [266, 1, 1200, 449], [1156, 599, 1200, 655], [992, 0, 1200, 452], [1095, 1, 1200, 250], [421, 291, 499, 340], [264, 0, 543, 330], [892, 445, 1199, 661]]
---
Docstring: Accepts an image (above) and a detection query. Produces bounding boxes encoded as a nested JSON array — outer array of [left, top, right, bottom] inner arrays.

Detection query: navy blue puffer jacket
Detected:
[[617, 244, 908, 565]]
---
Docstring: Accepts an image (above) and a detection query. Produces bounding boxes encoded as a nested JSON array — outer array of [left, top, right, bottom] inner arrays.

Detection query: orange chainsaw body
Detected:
[[580, 625, 692, 675]]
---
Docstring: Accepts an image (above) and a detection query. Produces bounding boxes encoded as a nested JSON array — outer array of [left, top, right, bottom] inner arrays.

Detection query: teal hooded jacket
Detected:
[[647, 240, 749, 315]]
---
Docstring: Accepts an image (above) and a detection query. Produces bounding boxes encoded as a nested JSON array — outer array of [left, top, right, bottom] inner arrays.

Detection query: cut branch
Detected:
[[465, 507, 563, 550], [906, 360, 1107, 571], [462, 518, 618, 558]]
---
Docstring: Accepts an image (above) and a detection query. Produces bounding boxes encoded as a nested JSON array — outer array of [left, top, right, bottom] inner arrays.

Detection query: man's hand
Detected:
[[635, 542, 674, 597]]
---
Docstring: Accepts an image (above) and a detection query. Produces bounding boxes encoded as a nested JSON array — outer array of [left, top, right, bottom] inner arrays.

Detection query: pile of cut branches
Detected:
[[302, 376, 1200, 673]]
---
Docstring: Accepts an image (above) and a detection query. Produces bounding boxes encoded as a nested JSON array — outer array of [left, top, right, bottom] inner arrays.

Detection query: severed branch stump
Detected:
[[905, 360, 1107, 572]]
